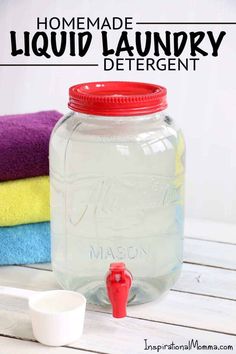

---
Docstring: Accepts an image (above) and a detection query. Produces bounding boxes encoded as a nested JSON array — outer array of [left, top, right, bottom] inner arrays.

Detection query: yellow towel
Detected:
[[0, 176, 50, 226], [174, 132, 185, 206], [175, 132, 185, 188]]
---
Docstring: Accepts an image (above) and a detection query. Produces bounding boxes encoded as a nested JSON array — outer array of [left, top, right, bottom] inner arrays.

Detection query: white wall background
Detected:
[[0, 0, 236, 223]]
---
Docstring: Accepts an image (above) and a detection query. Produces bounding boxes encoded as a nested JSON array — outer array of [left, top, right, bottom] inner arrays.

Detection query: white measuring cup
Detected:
[[0, 286, 86, 346]]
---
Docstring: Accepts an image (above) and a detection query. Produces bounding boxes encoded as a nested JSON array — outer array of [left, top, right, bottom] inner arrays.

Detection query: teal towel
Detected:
[[0, 222, 50, 265]]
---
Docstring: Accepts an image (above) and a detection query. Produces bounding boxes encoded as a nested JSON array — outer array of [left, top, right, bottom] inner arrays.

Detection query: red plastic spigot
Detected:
[[106, 262, 132, 318]]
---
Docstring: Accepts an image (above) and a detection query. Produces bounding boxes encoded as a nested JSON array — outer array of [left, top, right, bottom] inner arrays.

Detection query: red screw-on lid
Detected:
[[68, 81, 167, 116]]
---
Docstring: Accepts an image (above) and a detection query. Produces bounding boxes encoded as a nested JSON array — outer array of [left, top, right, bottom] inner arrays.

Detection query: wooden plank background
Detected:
[[0, 218, 235, 354]]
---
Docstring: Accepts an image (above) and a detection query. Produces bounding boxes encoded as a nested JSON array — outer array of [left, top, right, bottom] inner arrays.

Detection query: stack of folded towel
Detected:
[[0, 111, 62, 265]]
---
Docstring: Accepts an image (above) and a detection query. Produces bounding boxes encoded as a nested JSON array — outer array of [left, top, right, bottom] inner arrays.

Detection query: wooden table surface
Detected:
[[0, 218, 235, 354]]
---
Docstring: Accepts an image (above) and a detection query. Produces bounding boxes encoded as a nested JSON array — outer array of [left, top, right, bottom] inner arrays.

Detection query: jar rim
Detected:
[[68, 81, 167, 117]]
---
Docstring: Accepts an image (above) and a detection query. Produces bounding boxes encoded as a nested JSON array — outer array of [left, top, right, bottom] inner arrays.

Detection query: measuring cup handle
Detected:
[[0, 286, 37, 300]]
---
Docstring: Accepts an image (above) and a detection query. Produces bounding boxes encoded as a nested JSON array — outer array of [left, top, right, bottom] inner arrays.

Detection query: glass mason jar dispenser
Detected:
[[49, 81, 185, 318]]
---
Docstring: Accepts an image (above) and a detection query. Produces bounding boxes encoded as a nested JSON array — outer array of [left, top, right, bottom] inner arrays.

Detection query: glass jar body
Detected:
[[49, 110, 185, 305]]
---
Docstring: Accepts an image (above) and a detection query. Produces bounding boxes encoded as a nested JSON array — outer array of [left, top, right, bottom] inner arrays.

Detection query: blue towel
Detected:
[[0, 222, 50, 265]]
